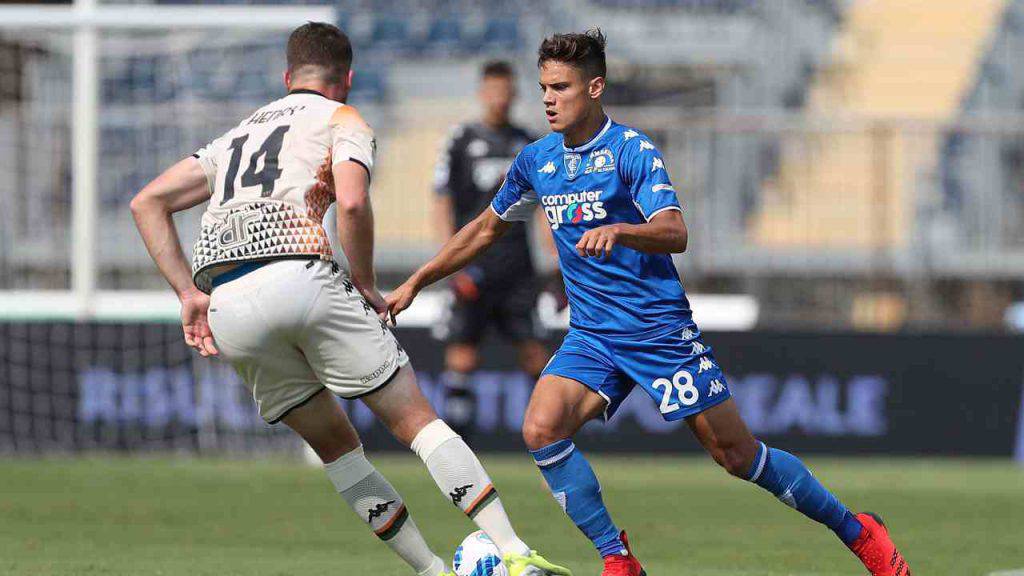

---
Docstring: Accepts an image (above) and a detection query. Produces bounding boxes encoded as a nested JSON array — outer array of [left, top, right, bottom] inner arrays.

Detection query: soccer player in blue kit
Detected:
[[387, 30, 911, 576]]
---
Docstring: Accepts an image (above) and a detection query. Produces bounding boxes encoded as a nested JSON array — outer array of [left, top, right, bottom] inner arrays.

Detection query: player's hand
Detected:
[[358, 285, 388, 316], [576, 223, 623, 259], [384, 280, 420, 326], [180, 287, 218, 357]]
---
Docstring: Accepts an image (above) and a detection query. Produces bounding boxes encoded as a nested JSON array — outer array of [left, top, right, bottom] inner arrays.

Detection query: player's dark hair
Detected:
[[287, 22, 353, 84], [537, 28, 607, 80], [481, 60, 515, 80]]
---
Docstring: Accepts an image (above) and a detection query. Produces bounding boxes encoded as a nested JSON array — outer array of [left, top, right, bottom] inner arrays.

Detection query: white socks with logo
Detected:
[[325, 446, 444, 576], [411, 419, 531, 557]]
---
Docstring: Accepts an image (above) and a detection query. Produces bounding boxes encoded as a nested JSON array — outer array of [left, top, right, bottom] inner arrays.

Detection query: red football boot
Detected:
[[849, 512, 912, 576], [601, 531, 646, 576]]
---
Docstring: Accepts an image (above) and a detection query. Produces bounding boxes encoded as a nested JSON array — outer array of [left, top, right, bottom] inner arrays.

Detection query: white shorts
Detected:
[[207, 259, 409, 423]]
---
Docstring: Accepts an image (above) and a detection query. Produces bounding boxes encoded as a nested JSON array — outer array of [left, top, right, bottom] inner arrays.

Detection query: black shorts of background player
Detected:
[[432, 60, 555, 438]]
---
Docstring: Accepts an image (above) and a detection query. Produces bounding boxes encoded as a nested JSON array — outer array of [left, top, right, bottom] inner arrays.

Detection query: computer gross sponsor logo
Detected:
[[541, 189, 607, 230]]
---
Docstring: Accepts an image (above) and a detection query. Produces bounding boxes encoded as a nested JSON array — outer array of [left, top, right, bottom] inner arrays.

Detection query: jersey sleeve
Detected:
[[619, 134, 681, 221], [330, 106, 377, 178], [490, 148, 538, 222], [192, 133, 228, 195]]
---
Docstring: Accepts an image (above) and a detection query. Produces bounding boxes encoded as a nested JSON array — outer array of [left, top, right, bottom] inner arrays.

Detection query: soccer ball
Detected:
[[453, 530, 508, 576]]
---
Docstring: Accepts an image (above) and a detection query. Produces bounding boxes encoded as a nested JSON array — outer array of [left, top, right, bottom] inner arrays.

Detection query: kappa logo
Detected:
[[584, 148, 615, 175], [681, 327, 694, 340], [691, 341, 706, 355], [623, 129, 639, 140], [698, 356, 715, 373], [538, 161, 557, 174], [359, 357, 395, 384], [368, 500, 396, 522], [450, 484, 474, 506], [639, 140, 655, 151], [709, 379, 726, 396], [564, 153, 582, 179], [553, 491, 568, 512], [652, 184, 675, 193], [652, 157, 665, 172], [779, 489, 798, 509]]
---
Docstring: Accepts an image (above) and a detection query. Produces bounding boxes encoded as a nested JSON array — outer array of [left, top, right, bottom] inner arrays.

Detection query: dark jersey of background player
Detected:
[[431, 60, 552, 439], [434, 120, 535, 281]]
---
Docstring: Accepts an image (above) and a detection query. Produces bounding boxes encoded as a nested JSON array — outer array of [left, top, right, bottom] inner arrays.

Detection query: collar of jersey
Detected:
[[562, 116, 612, 153], [288, 88, 326, 98]]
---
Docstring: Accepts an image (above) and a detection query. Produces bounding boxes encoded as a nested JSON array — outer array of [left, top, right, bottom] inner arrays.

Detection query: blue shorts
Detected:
[[541, 322, 731, 421]]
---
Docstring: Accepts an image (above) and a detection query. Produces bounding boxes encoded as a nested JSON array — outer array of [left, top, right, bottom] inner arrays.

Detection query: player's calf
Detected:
[[411, 419, 575, 575], [411, 419, 532, 556], [530, 438, 625, 558], [366, 365, 569, 572], [363, 365, 440, 447], [689, 400, 864, 547], [325, 445, 446, 576], [705, 433, 759, 478], [278, 375, 446, 573], [523, 376, 626, 560], [744, 441, 865, 546]]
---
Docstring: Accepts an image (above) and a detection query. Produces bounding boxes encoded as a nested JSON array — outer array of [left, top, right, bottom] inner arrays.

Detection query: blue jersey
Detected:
[[491, 117, 690, 336]]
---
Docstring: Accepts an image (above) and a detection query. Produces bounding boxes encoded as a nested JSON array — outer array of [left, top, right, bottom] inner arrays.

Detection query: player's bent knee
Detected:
[[362, 365, 441, 448], [521, 415, 567, 451], [713, 439, 759, 478], [304, 426, 362, 464], [385, 403, 438, 448]]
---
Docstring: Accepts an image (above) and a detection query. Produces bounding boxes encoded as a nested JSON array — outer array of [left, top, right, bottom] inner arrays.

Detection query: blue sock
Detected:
[[746, 442, 864, 546], [531, 440, 625, 558]]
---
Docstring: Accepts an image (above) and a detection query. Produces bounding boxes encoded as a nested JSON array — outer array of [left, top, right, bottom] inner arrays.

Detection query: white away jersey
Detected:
[[190, 89, 375, 293]]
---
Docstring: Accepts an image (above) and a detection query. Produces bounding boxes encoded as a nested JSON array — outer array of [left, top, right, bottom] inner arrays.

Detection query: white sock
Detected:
[[325, 446, 446, 575], [411, 419, 531, 557]]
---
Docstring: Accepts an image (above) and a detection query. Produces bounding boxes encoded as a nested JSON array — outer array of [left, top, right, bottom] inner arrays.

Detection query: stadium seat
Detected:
[[426, 17, 463, 49], [371, 17, 411, 48], [750, 0, 1007, 249], [479, 17, 520, 50]]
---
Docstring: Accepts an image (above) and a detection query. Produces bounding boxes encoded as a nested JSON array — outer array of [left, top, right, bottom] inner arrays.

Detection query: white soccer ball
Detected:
[[453, 530, 508, 576]]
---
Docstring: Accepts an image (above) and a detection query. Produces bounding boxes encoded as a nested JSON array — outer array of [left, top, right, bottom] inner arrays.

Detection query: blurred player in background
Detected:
[[387, 29, 911, 576], [130, 22, 570, 576], [433, 60, 550, 439]]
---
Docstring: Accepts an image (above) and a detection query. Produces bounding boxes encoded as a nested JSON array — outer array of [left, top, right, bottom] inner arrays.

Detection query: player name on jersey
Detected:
[[246, 105, 307, 126]]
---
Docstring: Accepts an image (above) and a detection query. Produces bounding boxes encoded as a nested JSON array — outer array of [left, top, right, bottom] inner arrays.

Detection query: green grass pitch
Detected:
[[2, 455, 1022, 575]]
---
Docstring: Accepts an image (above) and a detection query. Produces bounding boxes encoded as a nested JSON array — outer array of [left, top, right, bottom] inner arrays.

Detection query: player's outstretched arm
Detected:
[[575, 208, 688, 258], [130, 156, 218, 356], [385, 207, 511, 322]]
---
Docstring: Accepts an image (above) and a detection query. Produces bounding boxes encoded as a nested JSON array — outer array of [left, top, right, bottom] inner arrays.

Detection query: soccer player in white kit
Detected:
[[130, 22, 571, 576]]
